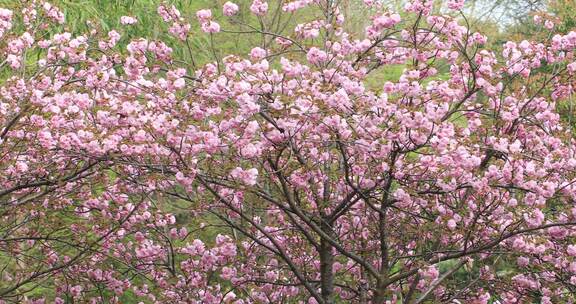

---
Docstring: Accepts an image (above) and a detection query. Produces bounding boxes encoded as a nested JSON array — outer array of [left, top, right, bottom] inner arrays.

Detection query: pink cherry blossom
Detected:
[[120, 15, 137, 25], [447, 0, 465, 10], [196, 9, 212, 22], [250, 0, 268, 16], [201, 21, 220, 33], [250, 47, 267, 60], [230, 167, 259, 186], [306, 47, 328, 64], [223, 2, 239, 16]]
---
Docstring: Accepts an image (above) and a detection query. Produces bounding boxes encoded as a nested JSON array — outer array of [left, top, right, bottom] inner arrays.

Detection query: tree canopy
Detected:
[[1, 1, 576, 303]]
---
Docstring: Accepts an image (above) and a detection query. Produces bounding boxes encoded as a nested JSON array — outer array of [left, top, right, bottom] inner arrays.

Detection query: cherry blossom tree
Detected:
[[2, 0, 576, 303]]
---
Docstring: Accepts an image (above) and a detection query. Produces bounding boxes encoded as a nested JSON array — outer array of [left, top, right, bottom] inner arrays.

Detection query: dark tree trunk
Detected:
[[319, 220, 335, 304]]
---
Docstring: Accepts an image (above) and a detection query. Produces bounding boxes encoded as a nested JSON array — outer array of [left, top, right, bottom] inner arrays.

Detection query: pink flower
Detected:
[[275, 37, 292, 47], [421, 265, 439, 280], [447, 0, 464, 10], [306, 47, 328, 64], [133, 130, 147, 142], [201, 21, 220, 33], [70, 285, 82, 297], [220, 266, 237, 280], [173, 78, 185, 89], [568, 245, 576, 256], [524, 209, 545, 228], [0, 8, 13, 29], [373, 13, 401, 29], [223, 2, 239, 16], [568, 62, 576, 74], [182, 239, 206, 256], [241, 143, 261, 158], [169, 22, 191, 40], [250, 47, 267, 60], [230, 167, 259, 186], [175, 171, 194, 187], [223, 292, 237, 303], [533, 15, 542, 24], [196, 9, 212, 22], [120, 16, 137, 25], [250, 0, 268, 16], [15, 161, 28, 173], [517, 256, 529, 267], [179, 227, 188, 239], [6, 54, 20, 69], [447, 219, 457, 230]]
